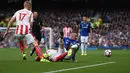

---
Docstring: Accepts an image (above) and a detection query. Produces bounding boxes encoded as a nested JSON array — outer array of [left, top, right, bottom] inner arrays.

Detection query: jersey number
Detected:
[[19, 13, 27, 20]]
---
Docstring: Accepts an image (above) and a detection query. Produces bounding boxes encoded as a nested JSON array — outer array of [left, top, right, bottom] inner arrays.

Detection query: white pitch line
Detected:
[[43, 62, 116, 73]]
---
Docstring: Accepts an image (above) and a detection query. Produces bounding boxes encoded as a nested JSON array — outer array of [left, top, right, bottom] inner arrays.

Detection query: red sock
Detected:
[[19, 41, 24, 53], [35, 46, 43, 58], [55, 52, 68, 61]]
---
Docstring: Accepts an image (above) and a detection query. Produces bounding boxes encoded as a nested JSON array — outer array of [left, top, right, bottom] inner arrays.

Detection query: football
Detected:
[[104, 49, 112, 57]]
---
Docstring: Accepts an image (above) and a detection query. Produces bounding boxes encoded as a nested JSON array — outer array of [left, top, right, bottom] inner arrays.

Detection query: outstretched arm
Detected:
[[4, 17, 16, 37]]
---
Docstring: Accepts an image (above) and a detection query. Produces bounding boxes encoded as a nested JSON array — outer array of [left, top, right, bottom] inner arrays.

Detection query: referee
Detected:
[[30, 11, 44, 56]]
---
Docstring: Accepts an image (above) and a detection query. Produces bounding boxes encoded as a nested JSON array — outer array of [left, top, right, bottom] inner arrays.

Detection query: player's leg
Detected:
[[25, 33, 50, 62], [30, 47, 35, 56], [84, 36, 89, 55], [41, 37, 48, 51], [53, 52, 68, 62], [30, 36, 41, 56], [64, 45, 77, 61], [58, 46, 64, 54], [58, 38, 64, 54], [71, 44, 79, 62], [17, 36, 27, 60], [57, 38, 65, 61], [80, 36, 85, 55]]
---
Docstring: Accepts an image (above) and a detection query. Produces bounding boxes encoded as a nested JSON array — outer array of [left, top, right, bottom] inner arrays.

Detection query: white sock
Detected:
[[84, 43, 88, 54], [71, 45, 78, 49], [64, 48, 67, 52], [45, 43, 48, 51], [81, 43, 84, 54]]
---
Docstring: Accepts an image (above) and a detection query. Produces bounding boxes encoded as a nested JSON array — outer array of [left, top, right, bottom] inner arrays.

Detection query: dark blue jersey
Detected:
[[65, 38, 80, 46], [80, 21, 91, 36]]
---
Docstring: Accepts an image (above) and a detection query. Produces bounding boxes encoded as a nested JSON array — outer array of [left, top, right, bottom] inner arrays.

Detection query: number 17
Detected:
[[19, 13, 27, 20]]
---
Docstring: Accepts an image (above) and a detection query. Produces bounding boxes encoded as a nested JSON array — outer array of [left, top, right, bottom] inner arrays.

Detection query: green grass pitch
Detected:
[[0, 48, 130, 73]]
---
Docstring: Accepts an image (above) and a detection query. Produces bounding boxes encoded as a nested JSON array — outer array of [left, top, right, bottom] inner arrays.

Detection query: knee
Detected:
[[33, 41, 38, 46], [85, 42, 88, 44], [53, 58, 57, 62], [81, 42, 84, 45]]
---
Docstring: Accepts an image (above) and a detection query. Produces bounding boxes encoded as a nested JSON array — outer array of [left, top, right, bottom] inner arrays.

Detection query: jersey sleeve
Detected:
[[76, 40, 80, 43], [80, 22, 82, 29], [89, 22, 92, 28], [12, 11, 17, 18]]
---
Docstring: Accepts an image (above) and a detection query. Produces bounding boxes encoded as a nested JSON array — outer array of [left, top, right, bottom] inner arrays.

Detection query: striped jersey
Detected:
[[12, 8, 33, 35], [63, 27, 72, 38]]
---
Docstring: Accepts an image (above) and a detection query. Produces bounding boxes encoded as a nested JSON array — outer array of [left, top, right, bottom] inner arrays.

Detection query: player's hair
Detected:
[[83, 15, 87, 18], [24, 1, 31, 7], [33, 11, 38, 13]]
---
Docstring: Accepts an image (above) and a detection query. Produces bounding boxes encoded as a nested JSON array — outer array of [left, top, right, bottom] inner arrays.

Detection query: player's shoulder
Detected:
[[19, 9, 32, 14], [28, 10, 33, 14], [87, 22, 91, 24], [17, 9, 25, 12], [80, 21, 84, 24], [25, 9, 33, 14], [14, 10, 21, 14]]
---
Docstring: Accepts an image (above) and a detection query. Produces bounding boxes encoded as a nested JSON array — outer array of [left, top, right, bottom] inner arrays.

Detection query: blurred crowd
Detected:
[[0, 9, 130, 48], [39, 9, 130, 48]]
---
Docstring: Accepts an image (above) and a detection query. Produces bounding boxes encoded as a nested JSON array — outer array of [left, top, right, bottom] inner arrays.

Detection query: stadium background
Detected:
[[0, 0, 130, 49]]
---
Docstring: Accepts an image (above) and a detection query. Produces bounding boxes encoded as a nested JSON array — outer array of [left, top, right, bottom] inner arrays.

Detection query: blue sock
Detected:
[[72, 54, 75, 62]]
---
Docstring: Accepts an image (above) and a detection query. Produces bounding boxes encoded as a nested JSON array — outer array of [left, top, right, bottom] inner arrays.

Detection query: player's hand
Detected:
[[3, 31, 7, 38], [77, 43, 80, 46]]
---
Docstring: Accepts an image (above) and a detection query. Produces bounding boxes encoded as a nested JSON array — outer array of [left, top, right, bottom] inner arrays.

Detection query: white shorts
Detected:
[[15, 33, 35, 44], [50, 53, 60, 60], [47, 48, 63, 61], [48, 51, 60, 60], [80, 36, 89, 43]]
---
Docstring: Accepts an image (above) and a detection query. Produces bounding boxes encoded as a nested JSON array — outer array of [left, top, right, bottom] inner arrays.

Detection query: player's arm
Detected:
[[30, 22, 33, 28], [4, 16, 16, 37], [89, 23, 93, 40], [40, 20, 44, 32], [78, 23, 81, 40], [30, 13, 33, 28]]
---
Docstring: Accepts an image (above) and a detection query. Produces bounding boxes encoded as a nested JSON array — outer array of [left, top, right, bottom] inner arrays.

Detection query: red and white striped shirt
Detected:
[[63, 27, 72, 38], [12, 8, 33, 35]]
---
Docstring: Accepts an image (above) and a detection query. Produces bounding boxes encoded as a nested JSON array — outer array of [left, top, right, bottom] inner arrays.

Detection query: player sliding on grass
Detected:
[[63, 33, 80, 62], [40, 32, 80, 62], [3, 1, 49, 62], [35, 32, 67, 62]]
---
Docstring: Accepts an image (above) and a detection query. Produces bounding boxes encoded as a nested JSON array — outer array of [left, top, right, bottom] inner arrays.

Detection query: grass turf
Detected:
[[0, 48, 130, 73]]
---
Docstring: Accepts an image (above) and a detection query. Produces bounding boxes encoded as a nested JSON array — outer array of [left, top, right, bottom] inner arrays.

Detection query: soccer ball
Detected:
[[104, 49, 112, 57]]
